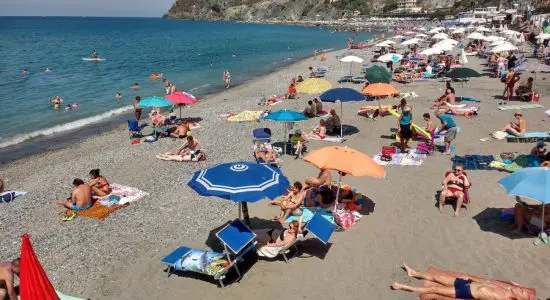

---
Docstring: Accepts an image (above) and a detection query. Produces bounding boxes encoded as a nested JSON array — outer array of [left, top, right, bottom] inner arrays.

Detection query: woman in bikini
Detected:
[[438, 163, 470, 217], [254, 218, 303, 258], [270, 181, 304, 223], [500, 112, 526, 137], [88, 169, 111, 196], [306, 119, 327, 139]]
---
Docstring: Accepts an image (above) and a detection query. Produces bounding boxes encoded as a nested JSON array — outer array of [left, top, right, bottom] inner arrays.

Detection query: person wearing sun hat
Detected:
[[531, 141, 547, 159], [500, 111, 526, 137]]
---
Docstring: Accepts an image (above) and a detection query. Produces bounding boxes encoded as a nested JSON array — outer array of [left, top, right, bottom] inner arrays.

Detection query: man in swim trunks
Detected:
[[304, 168, 332, 190], [392, 263, 531, 300], [170, 120, 190, 138], [435, 111, 457, 155], [55, 178, 93, 211], [439, 163, 470, 216], [133, 96, 143, 123], [0, 258, 20, 300]]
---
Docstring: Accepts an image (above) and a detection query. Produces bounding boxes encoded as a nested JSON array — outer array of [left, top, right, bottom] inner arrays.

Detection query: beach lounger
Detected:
[[506, 132, 550, 143], [161, 219, 257, 288], [127, 120, 142, 138], [337, 75, 354, 83], [441, 171, 471, 206], [498, 103, 543, 111]]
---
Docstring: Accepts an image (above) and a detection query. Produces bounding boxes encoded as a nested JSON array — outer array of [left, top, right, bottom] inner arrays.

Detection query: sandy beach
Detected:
[[1, 44, 550, 300]]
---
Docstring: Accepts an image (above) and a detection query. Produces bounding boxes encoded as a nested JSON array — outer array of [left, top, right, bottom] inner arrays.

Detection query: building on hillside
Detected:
[[397, 0, 422, 13]]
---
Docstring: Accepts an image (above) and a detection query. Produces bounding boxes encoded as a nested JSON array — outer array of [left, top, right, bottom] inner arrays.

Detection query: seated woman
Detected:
[[269, 181, 305, 223], [438, 163, 471, 217], [254, 142, 277, 163], [304, 185, 335, 208], [289, 130, 307, 159], [500, 112, 526, 137], [254, 218, 303, 258], [306, 119, 327, 139], [88, 169, 111, 196], [285, 83, 297, 99], [515, 77, 534, 99], [509, 202, 550, 233], [169, 120, 189, 138], [150, 109, 166, 127]]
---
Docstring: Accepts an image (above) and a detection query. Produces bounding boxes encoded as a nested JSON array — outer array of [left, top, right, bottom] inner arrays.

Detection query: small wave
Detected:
[[321, 48, 334, 53], [0, 105, 133, 149], [188, 84, 211, 92]]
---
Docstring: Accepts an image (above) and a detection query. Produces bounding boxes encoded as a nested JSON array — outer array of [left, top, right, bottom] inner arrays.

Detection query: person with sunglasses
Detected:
[[439, 163, 471, 217]]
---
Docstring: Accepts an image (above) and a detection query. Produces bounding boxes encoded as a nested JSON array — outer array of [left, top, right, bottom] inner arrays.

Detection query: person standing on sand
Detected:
[[133, 96, 143, 123], [392, 263, 531, 300], [435, 111, 457, 155], [223, 70, 231, 89], [0, 258, 20, 300]]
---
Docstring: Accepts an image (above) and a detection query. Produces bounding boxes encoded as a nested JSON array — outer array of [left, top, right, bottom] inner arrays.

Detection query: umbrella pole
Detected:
[[340, 101, 343, 139], [238, 202, 242, 220], [179, 105, 182, 119], [333, 173, 342, 211], [241, 202, 251, 226], [349, 63, 352, 75], [541, 204, 545, 236]]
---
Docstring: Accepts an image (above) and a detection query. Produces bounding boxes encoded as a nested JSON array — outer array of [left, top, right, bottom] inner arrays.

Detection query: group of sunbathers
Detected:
[[156, 135, 206, 162], [434, 84, 477, 118], [54, 169, 111, 211]]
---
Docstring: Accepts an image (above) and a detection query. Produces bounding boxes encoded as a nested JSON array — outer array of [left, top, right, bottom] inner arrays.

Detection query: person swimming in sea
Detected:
[[115, 92, 122, 100], [130, 83, 140, 89], [50, 96, 63, 110], [65, 104, 73, 111], [21, 68, 28, 75], [44, 67, 52, 73]]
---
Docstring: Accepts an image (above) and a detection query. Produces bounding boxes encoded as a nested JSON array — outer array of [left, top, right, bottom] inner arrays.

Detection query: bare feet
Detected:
[[439, 204, 443, 213], [454, 211, 460, 217], [402, 263, 417, 278], [391, 282, 405, 290]]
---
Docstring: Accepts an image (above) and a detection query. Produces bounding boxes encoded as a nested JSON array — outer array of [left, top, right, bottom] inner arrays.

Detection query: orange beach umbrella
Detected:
[[361, 83, 399, 97], [304, 146, 385, 209]]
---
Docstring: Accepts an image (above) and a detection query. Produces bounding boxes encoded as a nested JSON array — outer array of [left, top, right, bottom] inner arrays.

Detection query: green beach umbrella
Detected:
[[365, 65, 391, 84], [446, 67, 481, 79]]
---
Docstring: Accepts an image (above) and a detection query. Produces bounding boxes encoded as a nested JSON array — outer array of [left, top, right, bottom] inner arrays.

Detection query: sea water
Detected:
[[0, 17, 373, 151]]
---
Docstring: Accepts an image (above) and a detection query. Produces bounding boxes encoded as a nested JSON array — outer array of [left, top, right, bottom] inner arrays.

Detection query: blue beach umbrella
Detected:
[[137, 96, 173, 108], [188, 161, 290, 225], [265, 110, 307, 154], [498, 167, 550, 235], [319, 87, 366, 138]]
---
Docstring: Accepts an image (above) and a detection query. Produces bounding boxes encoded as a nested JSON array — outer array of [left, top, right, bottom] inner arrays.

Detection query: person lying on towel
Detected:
[[269, 181, 304, 223], [304, 185, 336, 209], [0, 257, 20, 300], [254, 142, 278, 163], [509, 202, 550, 233], [391, 263, 532, 300], [254, 218, 303, 258], [55, 178, 93, 211]]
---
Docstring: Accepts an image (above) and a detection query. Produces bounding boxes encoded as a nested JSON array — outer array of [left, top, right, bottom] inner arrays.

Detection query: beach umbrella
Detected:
[[296, 78, 331, 94], [392, 35, 405, 39], [475, 26, 490, 32], [303, 146, 385, 209], [446, 67, 481, 79], [265, 109, 307, 154], [428, 28, 441, 34], [374, 42, 391, 47], [19, 234, 60, 300], [319, 87, 366, 138], [498, 167, 550, 236], [136, 96, 173, 108], [404, 31, 417, 35], [483, 35, 501, 42], [439, 38, 459, 45], [401, 38, 421, 46], [362, 83, 399, 97], [415, 33, 428, 38], [340, 55, 364, 75], [419, 48, 441, 55], [165, 91, 198, 118], [382, 40, 396, 44], [491, 44, 518, 53], [489, 40, 510, 47], [416, 27, 427, 31], [188, 161, 290, 226], [433, 43, 454, 52], [377, 53, 403, 63], [467, 32, 485, 40], [432, 33, 448, 40], [365, 65, 391, 84], [452, 28, 465, 34]]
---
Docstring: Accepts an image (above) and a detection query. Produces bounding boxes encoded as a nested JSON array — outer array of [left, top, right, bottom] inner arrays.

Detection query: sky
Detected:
[[0, 0, 175, 17]]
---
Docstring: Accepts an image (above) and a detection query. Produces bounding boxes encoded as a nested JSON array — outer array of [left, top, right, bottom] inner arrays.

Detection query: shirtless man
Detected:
[[168, 135, 200, 156], [304, 168, 332, 190], [392, 263, 531, 300], [170, 121, 190, 138], [55, 178, 93, 211], [0, 258, 20, 300]]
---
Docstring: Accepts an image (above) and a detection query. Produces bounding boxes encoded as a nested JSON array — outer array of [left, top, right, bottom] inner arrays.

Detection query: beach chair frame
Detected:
[[127, 120, 142, 138]]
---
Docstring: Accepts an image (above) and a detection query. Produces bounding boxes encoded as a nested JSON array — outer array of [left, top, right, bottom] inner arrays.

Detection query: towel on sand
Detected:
[[0, 191, 26, 203], [498, 103, 543, 111], [308, 135, 345, 143], [451, 155, 495, 170], [227, 110, 263, 122], [98, 183, 149, 205], [374, 151, 426, 166], [66, 201, 129, 221], [420, 267, 536, 300]]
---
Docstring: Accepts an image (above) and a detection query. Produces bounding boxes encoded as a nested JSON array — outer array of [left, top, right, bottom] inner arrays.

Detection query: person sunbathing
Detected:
[[0, 258, 20, 300], [303, 100, 316, 117], [55, 178, 93, 211], [168, 135, 200, 156], [304, 185, 335, 208], [156, 150, 205, 162], [269, 181, 305, 223], [255, 219, 302, 257], [509, 201, 550, 233], [392, 263, 531, 300], [254, 142, 277, 163], [169, 120, 189, 138], [439, 164, 470, 217], [500, 112, 526, 137], [439, 104, 476, 119], [304, 168, 332, 190], [306, 119, 327, 139], [88, 169, 111, 196], [150, 110, 166, 127]]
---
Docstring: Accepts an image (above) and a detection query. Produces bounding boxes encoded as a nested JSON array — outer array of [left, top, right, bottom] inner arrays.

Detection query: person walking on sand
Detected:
[[133, 96, 143, 123], [503, 68, 519, 102], [391, 263, 531, 300], [0, 258, 20, 300], [223, 70, 231, 89]]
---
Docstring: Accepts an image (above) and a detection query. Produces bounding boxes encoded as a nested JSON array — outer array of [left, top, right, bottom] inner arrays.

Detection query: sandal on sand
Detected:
[[61, 212, 77, 221]]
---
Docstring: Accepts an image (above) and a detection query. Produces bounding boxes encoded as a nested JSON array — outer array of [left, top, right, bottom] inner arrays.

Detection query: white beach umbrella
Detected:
[[475, 26, 490, 32], [377, 53, 403, 63], [382, 40, 396, 44], [489, 40, 512, 47], [491, 44, 518, 53], [420, 48, 443, 55], [404, 31, 417, 35], [374, 42, 391, 47], [438, 38, 458, 45], [340, 55, 363, 74], [433, 43, 454, 52], [416, 27, 427, 32], [401, 38, 421, 46], [502, 30, 520, 36], [392, 35, 405, 39], [467, 32, 485, 40], [415, 33, 428, 38], [518, 33, 525, 44], [428, 28, 441, 34], [432, 32, 449, 40], [467, 25, 475, 29], [483, 35, 501, 42], [459, 48, 468, 65], [452, 28, 466, 34]]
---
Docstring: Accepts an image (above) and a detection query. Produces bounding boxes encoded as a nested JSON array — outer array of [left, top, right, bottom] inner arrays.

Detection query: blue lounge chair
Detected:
[[305, 212, 336, 244], [161, 219, 257, 287], [252, 128, 281, 166], [127, 120, 142, 138]]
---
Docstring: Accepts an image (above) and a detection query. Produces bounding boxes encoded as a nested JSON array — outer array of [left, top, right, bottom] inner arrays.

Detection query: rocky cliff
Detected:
[[163, 0, 500, 21]]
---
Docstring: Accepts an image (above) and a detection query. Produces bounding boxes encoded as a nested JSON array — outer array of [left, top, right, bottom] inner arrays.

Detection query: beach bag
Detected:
[[333, 207, 356, 231], [492, 131, 507, 140], [382, 146, 397, 156], [533, 93, 540, 103], [0, 192, 16, 203]]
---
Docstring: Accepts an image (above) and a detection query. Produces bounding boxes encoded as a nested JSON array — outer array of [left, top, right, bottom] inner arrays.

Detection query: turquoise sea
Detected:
[[0, 17, 373, 151]]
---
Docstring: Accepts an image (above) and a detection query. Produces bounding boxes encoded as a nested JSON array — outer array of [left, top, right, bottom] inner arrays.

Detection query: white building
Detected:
[[397, 0, 422, 13]]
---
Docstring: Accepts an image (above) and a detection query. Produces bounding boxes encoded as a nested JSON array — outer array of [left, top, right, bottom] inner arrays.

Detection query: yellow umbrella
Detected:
[[296, 78, 332, 94]]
